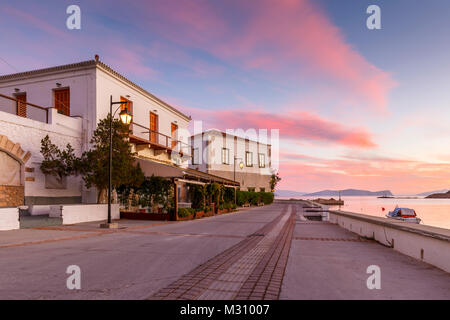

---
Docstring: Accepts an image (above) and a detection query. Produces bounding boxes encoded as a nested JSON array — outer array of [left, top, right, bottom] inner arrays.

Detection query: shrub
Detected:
[[178, 208, 195, 218], [236, 190, 274, 206], [260, 192, 274, 205]]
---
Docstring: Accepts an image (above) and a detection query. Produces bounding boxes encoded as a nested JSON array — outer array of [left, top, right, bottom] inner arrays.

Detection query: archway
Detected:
[[0, 135, 31, 207]]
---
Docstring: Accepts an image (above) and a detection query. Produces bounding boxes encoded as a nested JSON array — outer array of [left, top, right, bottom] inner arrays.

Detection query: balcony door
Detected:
[[150, 112, 158, 144], [54, 88, 70, 116], [171, 123, 178, 149]]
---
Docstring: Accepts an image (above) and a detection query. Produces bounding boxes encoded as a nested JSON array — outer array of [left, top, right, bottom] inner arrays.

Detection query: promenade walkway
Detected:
[[0, 201, 448, 299]]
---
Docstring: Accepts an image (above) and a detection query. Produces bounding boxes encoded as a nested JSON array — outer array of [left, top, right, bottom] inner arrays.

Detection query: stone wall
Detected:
[[0, 185, 24, 207]]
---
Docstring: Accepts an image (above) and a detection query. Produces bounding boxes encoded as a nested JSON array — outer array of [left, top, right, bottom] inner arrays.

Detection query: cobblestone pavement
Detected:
[[150, 203, 295, 300]]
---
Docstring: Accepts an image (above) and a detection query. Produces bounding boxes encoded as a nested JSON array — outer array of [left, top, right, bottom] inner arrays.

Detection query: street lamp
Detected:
[[101, 95, 132, 229], [233, 156, 244, 205], [233, 156, 244, 182]]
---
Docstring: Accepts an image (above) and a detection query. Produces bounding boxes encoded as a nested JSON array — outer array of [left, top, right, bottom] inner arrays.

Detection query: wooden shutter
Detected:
[[171, 123, 178, 149], [54, 89, 70, 116], [150, 112, 158, 144], [16, 94, 27, 117]]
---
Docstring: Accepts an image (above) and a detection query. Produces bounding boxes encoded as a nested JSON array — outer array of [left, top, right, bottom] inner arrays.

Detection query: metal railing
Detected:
[[131, 121, 191, 156], [0, 93, 50, 123]]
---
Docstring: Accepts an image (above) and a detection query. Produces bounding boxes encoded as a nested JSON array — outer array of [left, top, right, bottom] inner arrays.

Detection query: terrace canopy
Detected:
[[135, 158, 240, 219]]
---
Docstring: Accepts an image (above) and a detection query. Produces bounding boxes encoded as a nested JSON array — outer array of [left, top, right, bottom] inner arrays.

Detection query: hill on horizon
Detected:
[[303, 189, 393, 197], [274, 190, 307, 198], [416, 189, 450, 197]]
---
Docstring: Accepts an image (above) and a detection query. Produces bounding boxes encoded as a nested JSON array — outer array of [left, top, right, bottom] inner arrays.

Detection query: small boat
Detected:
[[385, 207, 421, 224]]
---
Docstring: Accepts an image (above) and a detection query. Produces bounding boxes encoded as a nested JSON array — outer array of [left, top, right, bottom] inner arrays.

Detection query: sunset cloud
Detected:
[[179, 104, 376, 148], [139, 0, 396, 111]]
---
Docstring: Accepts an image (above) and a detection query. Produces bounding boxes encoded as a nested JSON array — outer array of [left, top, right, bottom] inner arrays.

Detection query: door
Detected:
[[171, 123, 178, 149], [54, 88, 70, 116], [149, 112, 158, 144], [16, 94, 27, 118]]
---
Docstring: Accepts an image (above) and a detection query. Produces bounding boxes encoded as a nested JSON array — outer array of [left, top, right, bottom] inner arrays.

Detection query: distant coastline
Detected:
[[426, 191, 450, 199]]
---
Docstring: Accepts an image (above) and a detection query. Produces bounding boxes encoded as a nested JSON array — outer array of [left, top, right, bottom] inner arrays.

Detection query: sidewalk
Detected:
[[0, 219, 173, 249], [280, 202, 450, 299]]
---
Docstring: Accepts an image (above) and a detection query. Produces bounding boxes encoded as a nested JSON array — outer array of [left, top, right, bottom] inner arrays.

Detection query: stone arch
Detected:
[[0, 135, 31, 207]]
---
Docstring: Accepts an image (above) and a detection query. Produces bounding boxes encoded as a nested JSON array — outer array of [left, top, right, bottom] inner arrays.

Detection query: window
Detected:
[[54, 88, 70, 116], [222, 148, 230, 165], [15, 93, 27, 117], [258, 153, 265, 168], [248, 187, 256, 192], [192, 148, 199, 165], [149, 112, 158, 143], [260, 188, 265, 192], [246, 151, 253, 167]]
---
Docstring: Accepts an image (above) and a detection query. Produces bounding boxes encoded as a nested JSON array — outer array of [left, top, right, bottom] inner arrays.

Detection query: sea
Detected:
[[277, 195, 450, 230]]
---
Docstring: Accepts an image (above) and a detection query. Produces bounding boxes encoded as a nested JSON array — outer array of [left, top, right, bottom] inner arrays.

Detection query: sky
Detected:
[[1, 0, 450, 194]]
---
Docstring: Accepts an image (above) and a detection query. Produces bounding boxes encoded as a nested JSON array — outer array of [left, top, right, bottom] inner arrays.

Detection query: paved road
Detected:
[[0, 202, 448, 299]]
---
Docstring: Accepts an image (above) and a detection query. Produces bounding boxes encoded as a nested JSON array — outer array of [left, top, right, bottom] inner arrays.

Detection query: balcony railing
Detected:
[[129, 122, 191, 157], [0, 93, 50, 123]]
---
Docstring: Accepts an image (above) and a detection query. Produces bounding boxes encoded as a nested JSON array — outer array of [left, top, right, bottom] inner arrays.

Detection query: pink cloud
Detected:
[[177, 104, 376, 148], [138, 0, 396, 111], [3, 6, 67, 38]]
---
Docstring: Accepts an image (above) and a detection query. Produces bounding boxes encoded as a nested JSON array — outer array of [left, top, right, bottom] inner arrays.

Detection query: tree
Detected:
[[78, 114, 145, 203], [270, 172, 281, 192], [40, 135, 79, 184]]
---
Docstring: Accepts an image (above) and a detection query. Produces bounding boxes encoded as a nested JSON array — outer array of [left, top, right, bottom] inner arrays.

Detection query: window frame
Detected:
[[192, 148, 200, 165], [258, 153, 265, 168], [222, 148, 230, 165], [245, 151, 253, 167]]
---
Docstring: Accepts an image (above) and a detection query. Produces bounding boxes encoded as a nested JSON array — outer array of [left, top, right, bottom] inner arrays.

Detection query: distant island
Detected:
[[275, 190, 306, 198], [303, 189, 393, 197], [417, 189, 449, 197], [425, 190, 450, 199]]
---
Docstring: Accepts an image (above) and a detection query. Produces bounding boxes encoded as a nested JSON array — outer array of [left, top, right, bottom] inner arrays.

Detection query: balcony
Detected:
[[0, 93, 50, 123], [129, 122, 191, 157]]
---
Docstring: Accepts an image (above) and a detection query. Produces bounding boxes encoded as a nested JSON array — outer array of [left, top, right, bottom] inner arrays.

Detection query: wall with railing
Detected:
[[328, 209, 450, 273], [0, 93, 49, 123]]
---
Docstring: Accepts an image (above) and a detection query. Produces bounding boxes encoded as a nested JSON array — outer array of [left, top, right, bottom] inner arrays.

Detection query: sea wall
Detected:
[[328, 210, 450, 273]]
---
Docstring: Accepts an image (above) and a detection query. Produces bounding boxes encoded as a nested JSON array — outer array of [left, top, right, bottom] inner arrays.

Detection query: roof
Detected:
[[0, 58, 191, 121], [191, 129, 271, 146], [136, 158, 239, 186]]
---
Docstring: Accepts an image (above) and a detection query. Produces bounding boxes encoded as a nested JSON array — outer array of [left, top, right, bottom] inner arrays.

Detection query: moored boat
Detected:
[[385, 207, 421, 224]]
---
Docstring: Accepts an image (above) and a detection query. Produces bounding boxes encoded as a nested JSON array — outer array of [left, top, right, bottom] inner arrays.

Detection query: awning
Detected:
[[135, 158, 240, 187]]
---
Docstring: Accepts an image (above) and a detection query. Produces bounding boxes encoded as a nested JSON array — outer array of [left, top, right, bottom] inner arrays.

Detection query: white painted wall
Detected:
[[329, 210, 450, 273], [0, 67, 96, 151], [0, 207, 19, 230], [190, 130, 272, 177], [95, 67, 190, 158], [0, 109, 83, 199], [0, 61, 191, 208], [50, 204, 120, 224]]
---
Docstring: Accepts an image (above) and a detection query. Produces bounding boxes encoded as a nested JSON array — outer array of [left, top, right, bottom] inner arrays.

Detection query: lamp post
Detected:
[[101, 95, 132, 229], [233, 156, 244, 204]]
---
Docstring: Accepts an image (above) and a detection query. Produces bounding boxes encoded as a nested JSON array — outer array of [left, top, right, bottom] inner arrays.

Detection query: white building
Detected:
[[0, 56, 192, 207], [190, 129, 273, 192]]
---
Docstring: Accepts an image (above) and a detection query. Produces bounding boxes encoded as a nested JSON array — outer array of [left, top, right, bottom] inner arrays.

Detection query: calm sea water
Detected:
[[277, 196, 450, 230]]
